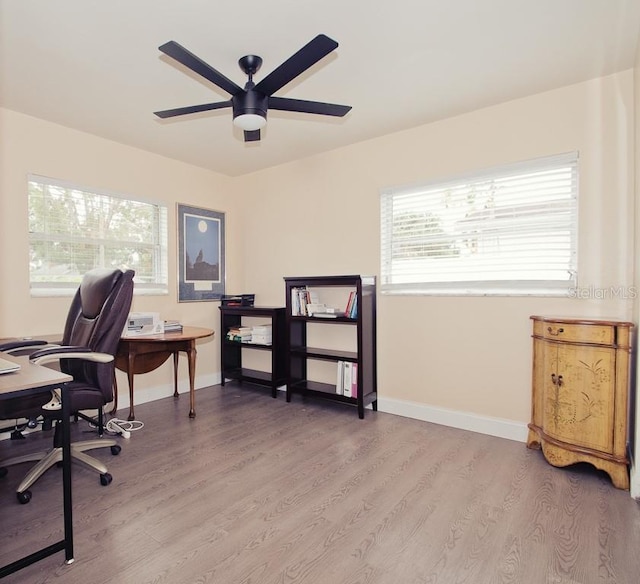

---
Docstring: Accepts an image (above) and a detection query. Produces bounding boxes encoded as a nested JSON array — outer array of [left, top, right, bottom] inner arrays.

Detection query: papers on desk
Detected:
[[122, 313, 184, 337], [122, 312, 163, 337]]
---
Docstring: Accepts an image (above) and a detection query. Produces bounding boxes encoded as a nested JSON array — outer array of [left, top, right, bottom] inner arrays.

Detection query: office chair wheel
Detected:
[[110, 445, 121, 455], [17, 490, 32, 504], [0, 467, 7, 479], [100, 473, 112, 486]]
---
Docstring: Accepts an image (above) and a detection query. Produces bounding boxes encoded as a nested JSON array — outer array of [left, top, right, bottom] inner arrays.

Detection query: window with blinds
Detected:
[[380, 152, 578, 295], [28, 175, 168, 296]]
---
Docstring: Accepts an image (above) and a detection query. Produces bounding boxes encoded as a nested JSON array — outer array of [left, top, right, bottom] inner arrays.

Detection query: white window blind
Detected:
[[380, 152, 578, 296], [28, 174, 168, 296]]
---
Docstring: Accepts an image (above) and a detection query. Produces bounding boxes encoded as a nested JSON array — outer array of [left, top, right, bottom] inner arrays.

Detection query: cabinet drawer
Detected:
[[533, 320, 614, 345]]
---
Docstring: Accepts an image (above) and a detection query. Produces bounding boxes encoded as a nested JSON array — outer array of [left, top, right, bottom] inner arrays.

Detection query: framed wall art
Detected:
[[177, 203, 225, 302]]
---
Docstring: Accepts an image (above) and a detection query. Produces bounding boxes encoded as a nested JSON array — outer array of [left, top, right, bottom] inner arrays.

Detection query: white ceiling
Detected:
[[1, 0, 639, 177]]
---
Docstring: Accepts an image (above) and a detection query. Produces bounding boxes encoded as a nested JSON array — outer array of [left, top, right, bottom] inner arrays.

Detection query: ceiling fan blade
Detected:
[[159, 41, 242, 96], [244, 129, 261, 142], [254, 34, 338, 97], [269, 97, 351, 117], [154, 100, 232, 119]]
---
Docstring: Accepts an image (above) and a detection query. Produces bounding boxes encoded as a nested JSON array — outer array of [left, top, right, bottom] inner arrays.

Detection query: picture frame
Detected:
[[177, 203, 225, 302]]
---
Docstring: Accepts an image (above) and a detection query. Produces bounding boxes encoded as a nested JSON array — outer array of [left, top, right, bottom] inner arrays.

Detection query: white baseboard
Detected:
[[377, 396, 529, 443]]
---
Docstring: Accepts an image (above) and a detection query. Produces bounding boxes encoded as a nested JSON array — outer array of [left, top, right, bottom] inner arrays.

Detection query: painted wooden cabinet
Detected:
[[527, 316, 633, 489]]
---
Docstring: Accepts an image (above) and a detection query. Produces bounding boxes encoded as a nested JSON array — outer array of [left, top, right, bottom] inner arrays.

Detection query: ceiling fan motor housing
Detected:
[[232, 89, 268, 121]]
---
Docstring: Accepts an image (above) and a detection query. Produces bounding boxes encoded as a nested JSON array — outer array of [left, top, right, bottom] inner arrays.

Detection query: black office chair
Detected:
[[0, 268, 134, 503]]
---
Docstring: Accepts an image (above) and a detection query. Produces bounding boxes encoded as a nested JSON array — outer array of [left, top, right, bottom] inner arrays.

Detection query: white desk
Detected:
[[0, 354, 73, 577]]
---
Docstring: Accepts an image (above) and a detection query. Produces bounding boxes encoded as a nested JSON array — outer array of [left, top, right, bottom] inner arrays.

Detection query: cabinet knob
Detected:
[[547, 326, 564, 336], [551, 373, 563, 386]]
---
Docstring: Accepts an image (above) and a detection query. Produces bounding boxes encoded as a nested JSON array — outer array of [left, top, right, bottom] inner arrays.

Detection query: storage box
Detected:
[[221, 294, 255, 307]]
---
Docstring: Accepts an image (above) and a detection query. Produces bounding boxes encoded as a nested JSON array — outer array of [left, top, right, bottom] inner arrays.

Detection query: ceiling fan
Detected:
[[154, 34, 352, 142]]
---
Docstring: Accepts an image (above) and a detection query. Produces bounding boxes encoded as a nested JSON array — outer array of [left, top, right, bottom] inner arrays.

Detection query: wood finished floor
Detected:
[[1, 383, 640, 584]]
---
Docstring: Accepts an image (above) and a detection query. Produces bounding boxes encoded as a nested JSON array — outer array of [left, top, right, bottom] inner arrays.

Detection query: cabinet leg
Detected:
[[526, 427, 541, 450], [607, 464, 630, 490]]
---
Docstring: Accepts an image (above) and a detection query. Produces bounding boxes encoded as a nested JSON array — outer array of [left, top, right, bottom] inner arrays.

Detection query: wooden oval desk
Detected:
[[115, 326, 214, 421]]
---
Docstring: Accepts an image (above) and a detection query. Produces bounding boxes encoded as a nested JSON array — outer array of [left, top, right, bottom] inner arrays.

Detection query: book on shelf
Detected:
[[226, 326, 252, 342], [306, 303, 326, 316], [290, 286, 305, 315], [290, 287, 321, 316], [336, 360, 344, 394], [342, 361, 353, 397], [335, 361, 357, 397], [351, 363, 358, 398], [350, 294, 358, 318], [344, 291, 358, 319], [251, 324, 272, 334], [249, 324, 272, 345]]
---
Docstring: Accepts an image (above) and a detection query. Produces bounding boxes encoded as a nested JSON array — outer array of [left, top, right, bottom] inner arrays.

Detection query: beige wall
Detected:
[[0, 70, 636, 444], [0, 109, 242, 407], [632, 43, 640, 497], [237, 70, 636, 439]]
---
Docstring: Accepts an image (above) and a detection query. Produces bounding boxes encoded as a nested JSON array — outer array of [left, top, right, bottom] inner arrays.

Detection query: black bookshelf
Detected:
[[284, 275, 377, 418], [219, 306, 286, 398]]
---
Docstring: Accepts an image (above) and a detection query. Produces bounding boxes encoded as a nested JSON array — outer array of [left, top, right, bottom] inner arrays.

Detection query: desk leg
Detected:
[[61, 384, 75, 564], [187, 341, 196, 418], [127, 353, 136, 421], [173, 351, 179, 398]]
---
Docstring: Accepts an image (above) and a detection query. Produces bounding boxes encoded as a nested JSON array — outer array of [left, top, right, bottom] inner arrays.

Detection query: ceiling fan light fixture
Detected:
[[233, 113, 267, 131]]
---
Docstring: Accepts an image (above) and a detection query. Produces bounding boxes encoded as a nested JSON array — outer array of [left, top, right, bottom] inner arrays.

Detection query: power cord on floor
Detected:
[[86, 416, 144, 439], [105, 418, 144, 439]]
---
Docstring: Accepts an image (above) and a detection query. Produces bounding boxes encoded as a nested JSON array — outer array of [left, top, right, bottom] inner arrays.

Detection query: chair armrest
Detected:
[[0, 339, 49, 353], [28, 345, 115, 366]]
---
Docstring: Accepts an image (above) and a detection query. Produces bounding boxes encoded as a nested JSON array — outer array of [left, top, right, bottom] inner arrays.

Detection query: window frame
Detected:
[[28, 174, 169, 297], [380, 152, 579, 297]]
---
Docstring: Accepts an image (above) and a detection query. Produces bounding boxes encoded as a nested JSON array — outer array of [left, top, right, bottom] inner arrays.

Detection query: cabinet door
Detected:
[[543, 342, 616, 453]]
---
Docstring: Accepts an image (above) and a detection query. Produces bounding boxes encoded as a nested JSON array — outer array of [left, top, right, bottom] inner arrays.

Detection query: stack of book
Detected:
[[344, 292, 358, 319], [290, 286, 347, 318], [163, 320, 183, 333], [290, 286, 318, 316], [249, 324, 272, 345], [335, 361, 358, 397], [226, 326, 252, 342]]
